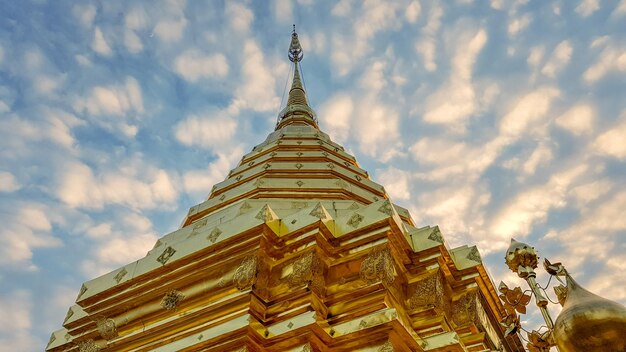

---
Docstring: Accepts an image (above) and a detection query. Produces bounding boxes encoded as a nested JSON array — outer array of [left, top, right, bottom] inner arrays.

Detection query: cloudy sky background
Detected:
[[1, 0, 625, 349]]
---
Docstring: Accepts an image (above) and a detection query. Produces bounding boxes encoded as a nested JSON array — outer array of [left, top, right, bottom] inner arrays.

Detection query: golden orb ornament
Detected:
[[553, 275, 626, 351], [505, 238, 538, 276]]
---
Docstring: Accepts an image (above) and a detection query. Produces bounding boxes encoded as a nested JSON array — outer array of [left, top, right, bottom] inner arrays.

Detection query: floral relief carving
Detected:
[[233, 256, 259, 290], [409, 270, 446, 311], [160, 290, 185, 310], [287, 252, 324, 291], [450, 291, 479, 327], [378, 341, 395, 352], [96, 316, 118, 340], [77, 339, 100, 352], [360, 247, 394, 285]]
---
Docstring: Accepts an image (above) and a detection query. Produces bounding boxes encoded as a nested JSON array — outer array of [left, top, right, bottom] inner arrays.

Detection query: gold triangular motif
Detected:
[[255, 205, 276, 222], [309, 203, 328, 220]]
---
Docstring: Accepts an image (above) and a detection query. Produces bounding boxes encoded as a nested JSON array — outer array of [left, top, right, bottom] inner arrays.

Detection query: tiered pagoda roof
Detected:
[[47, 29, 524, 352]]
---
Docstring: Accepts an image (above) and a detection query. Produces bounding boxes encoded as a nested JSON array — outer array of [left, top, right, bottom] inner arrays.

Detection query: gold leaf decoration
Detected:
[[287, 252, 324, 290], [347, 213, 364, 228], [96, 317, 118, 340], [160, 290, 185, 310], [360, 247, 394, 285], [77, 339, 100, 352], [157, 246, 176, 265], [114, 267, 127, 284], [233, 256, 258, 290], [207, 227, 222, 243]]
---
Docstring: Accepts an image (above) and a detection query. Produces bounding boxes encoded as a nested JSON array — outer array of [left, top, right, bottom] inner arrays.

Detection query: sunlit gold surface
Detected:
[[554, 275, 626, 352], [46, 30, 526, 352]]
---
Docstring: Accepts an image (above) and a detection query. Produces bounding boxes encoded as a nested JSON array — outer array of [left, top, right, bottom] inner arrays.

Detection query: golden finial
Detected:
[[288, 24, 303, 63], [276, 25, 318, 130]]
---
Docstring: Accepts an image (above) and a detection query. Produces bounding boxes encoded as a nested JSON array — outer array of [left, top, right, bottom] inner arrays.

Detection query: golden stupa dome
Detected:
[[553, 275, 626, 351]]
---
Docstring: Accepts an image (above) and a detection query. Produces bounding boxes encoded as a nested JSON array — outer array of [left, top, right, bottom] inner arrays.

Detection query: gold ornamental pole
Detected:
[[503, 239, 558, 351]]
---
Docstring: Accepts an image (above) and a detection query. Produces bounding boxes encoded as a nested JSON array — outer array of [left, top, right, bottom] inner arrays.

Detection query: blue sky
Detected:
[[1, 0, 625, 349]]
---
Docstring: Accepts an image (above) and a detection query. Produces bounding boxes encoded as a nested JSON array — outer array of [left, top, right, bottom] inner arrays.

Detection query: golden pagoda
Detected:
[[47, 29, 525, 352]]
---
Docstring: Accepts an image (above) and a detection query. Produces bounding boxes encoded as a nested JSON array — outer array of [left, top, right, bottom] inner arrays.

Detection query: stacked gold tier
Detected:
[[47, 122, 524, 352]]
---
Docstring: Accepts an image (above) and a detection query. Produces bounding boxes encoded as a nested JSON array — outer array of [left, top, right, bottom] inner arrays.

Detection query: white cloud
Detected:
[[96, 232, 159, 267], [502, 143, 554, 178], [55, 160, 178, 210], [154, 18, 187, 43], [526, 46, 544, 67], [273, 0, 293, 23], [360, 60, 387, 93], [125, 7, 148, 30], [34, 76, 60, 96], [183, 147, 244, 195], [406, 1, 422, 23], [298, 32, 326, 56], [92, 27, 112, 56], [416, 40, 437, 72], [44, 108, 85, 148], [554, 104, 594, 135], [124, 30, 143, 54], [0, 101, 9, 113], [410, 136, 507, 182], [423, 78, 476, 126], [410, 138, 469, 166], [376, 167, 411, 200], [331, 0, 354, 16], [583, 40, 626, 83], [508, 14, 531, 36], [576, 0, 600, 17], [174, 112, 238, 149], [74, 77, 144, 136], [613, 0, 626, 17], [500, 87, 560, 137], [422, 27, 487, 129], [0, 171, 20, 192], [541, 40, 573, 77], [415, 2, 443, 72], [354, 100, 401, 161], [24, 49, 44, 70], [75, 54, 91, 66], [226, 2, 254, 33], [586, 260, 626, 302], [570, 179, 613, 206], [318, 93, 353, 143], [73, 4, 96, 28], [521, 143, 553, 176], [319, 86, 400, 161], [415, 184, 491, 248], [0, 290, 37, 351], [490, 0, 503, 10], [0, 203, 62, 270], [0, 109, 83, 152], [79, 212, 159, 277], [331, 1, 405, 75], [173, 50, 229, 82], [490, 164, 587, 240], [557, 190, 626, 267], [231, 40, 280, 112], [593, 118, 626, 158]]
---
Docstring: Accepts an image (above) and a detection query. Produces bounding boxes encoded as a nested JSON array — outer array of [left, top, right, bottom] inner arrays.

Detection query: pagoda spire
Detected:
[[276, 25, 318, 130]]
